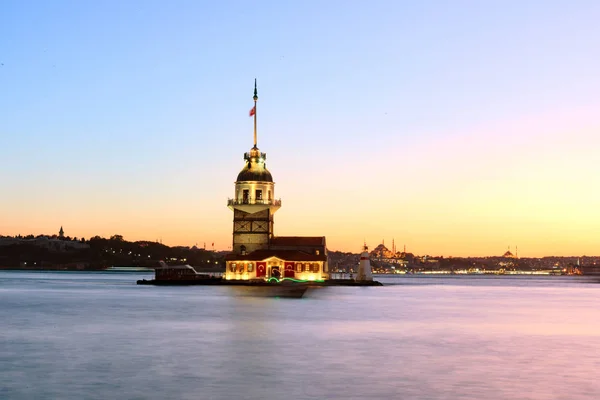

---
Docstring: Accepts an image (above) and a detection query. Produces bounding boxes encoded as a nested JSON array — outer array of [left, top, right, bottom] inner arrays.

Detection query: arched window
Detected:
[[240, 245, 246, 255]]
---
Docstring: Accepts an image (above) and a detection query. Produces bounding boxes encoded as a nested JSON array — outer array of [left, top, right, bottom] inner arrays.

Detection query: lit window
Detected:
[[231, 263, 236, 272], [296, 263, 302, 273], [248, 263, 254, 272], [315, 250, 320, 255], [312, 263, 319, 273]]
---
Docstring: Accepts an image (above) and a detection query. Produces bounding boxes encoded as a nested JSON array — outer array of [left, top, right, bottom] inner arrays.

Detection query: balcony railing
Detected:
[[228, 198, 281, 207]]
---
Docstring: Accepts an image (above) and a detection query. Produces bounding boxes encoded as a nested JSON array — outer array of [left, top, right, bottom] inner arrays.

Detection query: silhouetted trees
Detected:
[[0, 234, 226, 270]]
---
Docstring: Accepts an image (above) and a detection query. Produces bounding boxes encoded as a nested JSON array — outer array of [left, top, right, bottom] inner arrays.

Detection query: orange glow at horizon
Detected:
[[4, 107, 600, 257]]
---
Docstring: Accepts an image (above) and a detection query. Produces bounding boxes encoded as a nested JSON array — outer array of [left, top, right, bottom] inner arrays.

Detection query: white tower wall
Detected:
[[356, 247, 373, 281]]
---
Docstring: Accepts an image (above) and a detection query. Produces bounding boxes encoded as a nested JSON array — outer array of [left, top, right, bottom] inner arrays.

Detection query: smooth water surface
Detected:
[[1, 271, 599, 400]]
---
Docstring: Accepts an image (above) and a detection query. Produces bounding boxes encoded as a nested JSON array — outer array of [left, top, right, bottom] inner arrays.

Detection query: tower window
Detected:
[[240, 245, 247, 255], [256, 190, 262, 201], [242, 190, 249, 204], [268, 190, 272, 201]]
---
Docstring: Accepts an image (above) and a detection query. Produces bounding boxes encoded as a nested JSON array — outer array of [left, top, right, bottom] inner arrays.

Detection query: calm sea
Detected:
[[1, 271, 599, 400]]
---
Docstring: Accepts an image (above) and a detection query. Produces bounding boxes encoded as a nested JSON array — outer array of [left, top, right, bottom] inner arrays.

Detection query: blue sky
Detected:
[[1, 1, 599, 255]]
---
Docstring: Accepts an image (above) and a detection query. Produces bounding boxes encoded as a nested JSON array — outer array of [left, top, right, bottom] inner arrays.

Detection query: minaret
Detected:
[[227, 80, 281, 256], [59, 226, 64, 239]]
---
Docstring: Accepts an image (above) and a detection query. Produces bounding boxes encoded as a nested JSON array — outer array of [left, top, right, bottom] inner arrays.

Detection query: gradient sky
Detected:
[[1, 1, 600, 257]]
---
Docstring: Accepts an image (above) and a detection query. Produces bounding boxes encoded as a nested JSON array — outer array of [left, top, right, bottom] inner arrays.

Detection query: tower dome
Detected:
[[236, 146, 273, 182]]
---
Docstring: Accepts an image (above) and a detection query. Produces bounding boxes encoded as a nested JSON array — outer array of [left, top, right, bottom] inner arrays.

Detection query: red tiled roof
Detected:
[[270, 236, 325, 247], [225, 249, 326, 262]]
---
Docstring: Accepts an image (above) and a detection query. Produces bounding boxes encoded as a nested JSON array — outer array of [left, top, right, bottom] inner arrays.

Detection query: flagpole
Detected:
[[253, 78, 258, 147]]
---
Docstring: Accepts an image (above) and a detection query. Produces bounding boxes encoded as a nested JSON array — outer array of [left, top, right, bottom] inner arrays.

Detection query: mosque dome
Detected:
[[502, 250, 515, 258]]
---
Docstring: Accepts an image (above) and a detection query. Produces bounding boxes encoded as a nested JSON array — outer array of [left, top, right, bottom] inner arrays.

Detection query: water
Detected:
[[1, 271, 599, 400]]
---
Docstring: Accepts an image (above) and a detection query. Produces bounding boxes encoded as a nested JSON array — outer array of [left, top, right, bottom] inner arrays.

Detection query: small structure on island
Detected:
[[356, 244, 373, 282], [224, 80, 329, 282]]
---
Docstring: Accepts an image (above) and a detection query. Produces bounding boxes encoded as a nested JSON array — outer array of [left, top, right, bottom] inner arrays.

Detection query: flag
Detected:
[[256, 262, 267, 277], [284, 262, 295, 278], [249, 106, 255, 117]]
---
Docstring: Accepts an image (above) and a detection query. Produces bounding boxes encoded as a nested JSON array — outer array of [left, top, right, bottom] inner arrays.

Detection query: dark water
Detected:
[[1, 272, 599, 400]]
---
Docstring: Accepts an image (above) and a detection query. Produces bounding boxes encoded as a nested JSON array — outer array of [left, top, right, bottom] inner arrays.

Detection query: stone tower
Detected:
[[227, 80, 281, 256]]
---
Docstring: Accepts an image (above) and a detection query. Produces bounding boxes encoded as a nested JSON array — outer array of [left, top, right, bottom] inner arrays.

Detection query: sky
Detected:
[[1, 0, 599, 257]]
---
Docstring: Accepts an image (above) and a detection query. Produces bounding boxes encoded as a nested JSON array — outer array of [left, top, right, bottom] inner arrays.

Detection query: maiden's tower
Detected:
[[225, 81, 329, 281]]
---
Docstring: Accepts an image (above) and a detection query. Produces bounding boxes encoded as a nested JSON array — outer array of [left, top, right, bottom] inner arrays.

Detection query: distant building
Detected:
[[371, 243, 394, 259], [501, 246, 517, 258], [59, 226, 64, 239], [224, 82, 328, 281], [370, 242, 408, 266]]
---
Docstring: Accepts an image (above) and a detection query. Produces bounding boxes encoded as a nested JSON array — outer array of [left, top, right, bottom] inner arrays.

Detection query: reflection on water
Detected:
[[1, 271, 599, 400]]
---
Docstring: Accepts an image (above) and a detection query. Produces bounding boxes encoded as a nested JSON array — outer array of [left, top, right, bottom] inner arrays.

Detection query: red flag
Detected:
[[256, 262, 266, 277], [249, 106, 255, 117], [284, 262, 295, 278]]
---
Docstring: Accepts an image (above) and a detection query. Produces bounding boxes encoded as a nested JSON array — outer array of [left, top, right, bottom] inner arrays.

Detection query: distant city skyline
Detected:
[[2, 1, 600, 257]]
